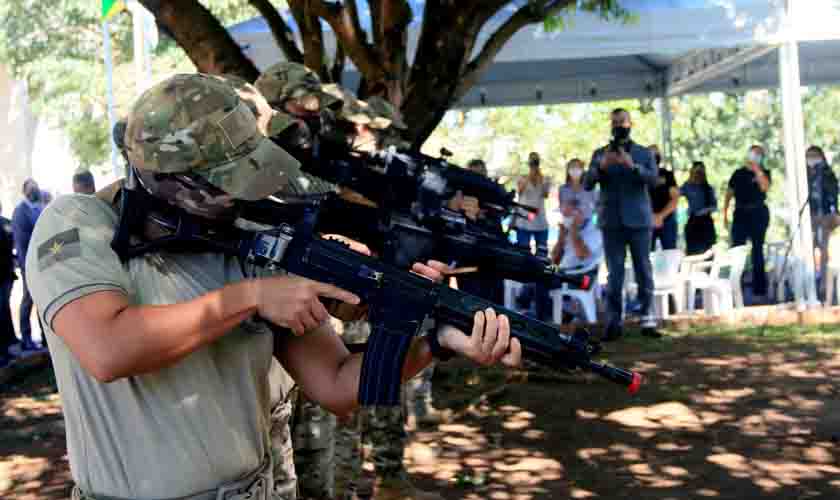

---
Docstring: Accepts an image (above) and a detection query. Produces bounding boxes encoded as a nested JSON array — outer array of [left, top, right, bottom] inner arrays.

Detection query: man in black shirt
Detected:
[[648, 145, 679, 250], [723, 145, 772, 301]]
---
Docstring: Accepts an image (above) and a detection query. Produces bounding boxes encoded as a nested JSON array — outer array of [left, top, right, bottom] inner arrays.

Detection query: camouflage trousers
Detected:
[[291, 320, 436, 500], [269, 396, 299, 500]]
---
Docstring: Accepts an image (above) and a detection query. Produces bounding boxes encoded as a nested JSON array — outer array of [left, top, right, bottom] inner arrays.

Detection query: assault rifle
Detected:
[[244, 201, 642, 406], [280, 141, 594, 290]]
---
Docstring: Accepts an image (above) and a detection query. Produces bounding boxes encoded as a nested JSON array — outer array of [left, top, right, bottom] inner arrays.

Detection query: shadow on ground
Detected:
[[2, 326, 839, 500], [405, 326, 840, 499]]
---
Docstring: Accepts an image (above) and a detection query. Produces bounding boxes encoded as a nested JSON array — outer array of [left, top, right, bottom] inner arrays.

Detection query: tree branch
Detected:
[[329, 42, 346, 83], [248, 0, 303, 63], [453, 0, 574, 102], [139, 0, 259, 80], [288, 0, 328, 78], [307, 0, 384, 82]]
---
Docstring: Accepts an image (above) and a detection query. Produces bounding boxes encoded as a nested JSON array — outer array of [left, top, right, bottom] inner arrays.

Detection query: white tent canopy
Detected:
[[228, 0, 840, 107]]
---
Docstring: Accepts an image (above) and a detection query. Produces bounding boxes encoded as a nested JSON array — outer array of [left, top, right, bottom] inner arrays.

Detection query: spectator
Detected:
[[681, 161, 718, 255], [73, 169, 97, 195], [0, 202, 15, 367], [551, 199, 603, 269], [805, 146, 839, 284], [723, 145, 772, 302], [558, 158, 599, 222], [648, 144, 679, 250], [514, 152, 552, 257], [12, 179, 44, 351], [584, 108, 660, 340], [550, 199, 604, 323], [514, 152, 552, 321]]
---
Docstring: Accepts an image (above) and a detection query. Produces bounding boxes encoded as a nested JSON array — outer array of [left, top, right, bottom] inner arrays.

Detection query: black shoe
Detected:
[[602, 324, 624, 342], [641, 327, 663, 339], [0, 353, 13, 369]]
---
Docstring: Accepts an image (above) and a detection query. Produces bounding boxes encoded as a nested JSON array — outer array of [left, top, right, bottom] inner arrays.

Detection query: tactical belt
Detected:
[[71, 453, 273, 500]]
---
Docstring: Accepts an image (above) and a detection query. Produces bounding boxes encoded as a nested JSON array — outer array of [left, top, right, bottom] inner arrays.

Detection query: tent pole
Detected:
[[779, 0, 818, 308], [658, 96, 674, 167], [102, 20, 121, 179]]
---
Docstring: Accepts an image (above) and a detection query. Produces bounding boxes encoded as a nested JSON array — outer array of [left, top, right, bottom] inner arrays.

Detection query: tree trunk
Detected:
[[139, 0, 259, 81], [143, 1, 577, 147]]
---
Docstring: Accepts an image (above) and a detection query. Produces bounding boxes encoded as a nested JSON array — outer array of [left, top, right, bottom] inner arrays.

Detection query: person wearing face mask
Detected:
[[549, 199, 604, 323], [11, 178, 45, 352], [680, 161, 718, 256], [513, 152, 553, 322], [648, 145, 679, 250], [558, 158, 599, 222], [584, 108, 660, 341], [723, 145, 772, 302], [515, 152, 552, 256], [805, 146, 839, 290]]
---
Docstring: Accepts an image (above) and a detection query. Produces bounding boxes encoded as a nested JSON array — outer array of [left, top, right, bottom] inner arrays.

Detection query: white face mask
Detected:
[[562, 217, 575, 229], [748, 151, 763, 164], [568, 167, 583, 180], [807, 157, 821, 168]]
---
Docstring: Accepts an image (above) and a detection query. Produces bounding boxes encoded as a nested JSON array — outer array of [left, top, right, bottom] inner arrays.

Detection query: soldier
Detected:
[[26, 73, 521, 500], [255, 63, 444, 500]]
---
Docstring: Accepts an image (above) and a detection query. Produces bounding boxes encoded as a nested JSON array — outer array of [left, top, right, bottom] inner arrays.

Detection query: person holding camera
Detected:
[[584, 108, 661, 341]]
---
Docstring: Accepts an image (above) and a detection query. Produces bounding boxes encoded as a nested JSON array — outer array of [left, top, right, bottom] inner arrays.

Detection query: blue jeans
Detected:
[[515, 229, 551, 321]]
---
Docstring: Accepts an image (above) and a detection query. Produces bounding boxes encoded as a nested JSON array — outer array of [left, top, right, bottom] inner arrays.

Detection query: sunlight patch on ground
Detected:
[[605, 402, 704, 431]]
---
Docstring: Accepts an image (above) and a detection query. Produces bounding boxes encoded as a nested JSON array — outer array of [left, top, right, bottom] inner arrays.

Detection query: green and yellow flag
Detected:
[[102, 0, 126, 21]]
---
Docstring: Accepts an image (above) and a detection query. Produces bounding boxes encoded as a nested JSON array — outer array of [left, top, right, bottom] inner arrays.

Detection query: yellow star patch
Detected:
[[49, 240, 64, 256]]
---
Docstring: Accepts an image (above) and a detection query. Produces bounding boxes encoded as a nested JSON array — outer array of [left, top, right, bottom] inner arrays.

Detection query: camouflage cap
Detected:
[[255, 62, 341, 113], [219, 74, 299, 138], [365, 96, 407, 130], [124, 73, 304, 201], [321, 83, 373, 125]]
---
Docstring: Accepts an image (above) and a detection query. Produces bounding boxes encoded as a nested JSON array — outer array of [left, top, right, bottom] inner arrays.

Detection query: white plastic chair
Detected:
[[686, 245, 750, 315], [504, 280, 524, 310], [650, 249, 684, 320], [548, 261, 601, 325], [765, 241, 788, 301], [822, 232, 840, 305]]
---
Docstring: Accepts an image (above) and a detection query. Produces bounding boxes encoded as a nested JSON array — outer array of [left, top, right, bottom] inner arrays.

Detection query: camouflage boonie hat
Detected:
[[255, 62, 342, 112], [365, 96, 407, 130], [124, 73, 303, 201]]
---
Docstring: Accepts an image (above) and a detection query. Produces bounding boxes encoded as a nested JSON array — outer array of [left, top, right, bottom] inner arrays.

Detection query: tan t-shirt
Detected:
[[25, 194, 276, 498]]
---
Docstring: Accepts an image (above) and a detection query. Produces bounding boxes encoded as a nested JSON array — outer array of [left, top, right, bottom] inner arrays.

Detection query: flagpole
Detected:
[[101, 20, 121, 178]]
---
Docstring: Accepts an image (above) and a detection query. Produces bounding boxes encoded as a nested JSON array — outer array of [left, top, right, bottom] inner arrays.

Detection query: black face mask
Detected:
[[612, 126, 631, 142], [654, 154, 662, 165], [26, 190, 40, 203]]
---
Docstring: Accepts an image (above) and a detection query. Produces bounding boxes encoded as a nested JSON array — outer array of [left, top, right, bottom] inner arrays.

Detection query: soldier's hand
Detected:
[[461, 196, 480, 220], [411, 260, 452, 284], [438, 309, 522, 367], [256, 276, 360, 335]]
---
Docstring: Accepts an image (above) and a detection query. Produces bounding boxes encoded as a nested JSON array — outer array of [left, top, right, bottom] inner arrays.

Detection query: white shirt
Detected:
[[515, 177, 551, 231]]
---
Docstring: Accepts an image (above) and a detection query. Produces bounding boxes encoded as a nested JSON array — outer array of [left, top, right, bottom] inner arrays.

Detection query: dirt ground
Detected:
[[2, 325, 839, 500]]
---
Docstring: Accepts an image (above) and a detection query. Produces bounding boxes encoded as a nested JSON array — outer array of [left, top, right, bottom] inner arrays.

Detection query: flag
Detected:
[[102, 0, 126, 21]]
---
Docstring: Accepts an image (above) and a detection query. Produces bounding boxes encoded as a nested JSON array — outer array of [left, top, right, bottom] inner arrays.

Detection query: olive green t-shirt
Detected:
[[25, 194, 276, 498]]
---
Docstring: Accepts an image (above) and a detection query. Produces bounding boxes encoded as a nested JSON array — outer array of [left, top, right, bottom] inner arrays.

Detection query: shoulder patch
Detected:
[[38, 228, 81, 271]]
